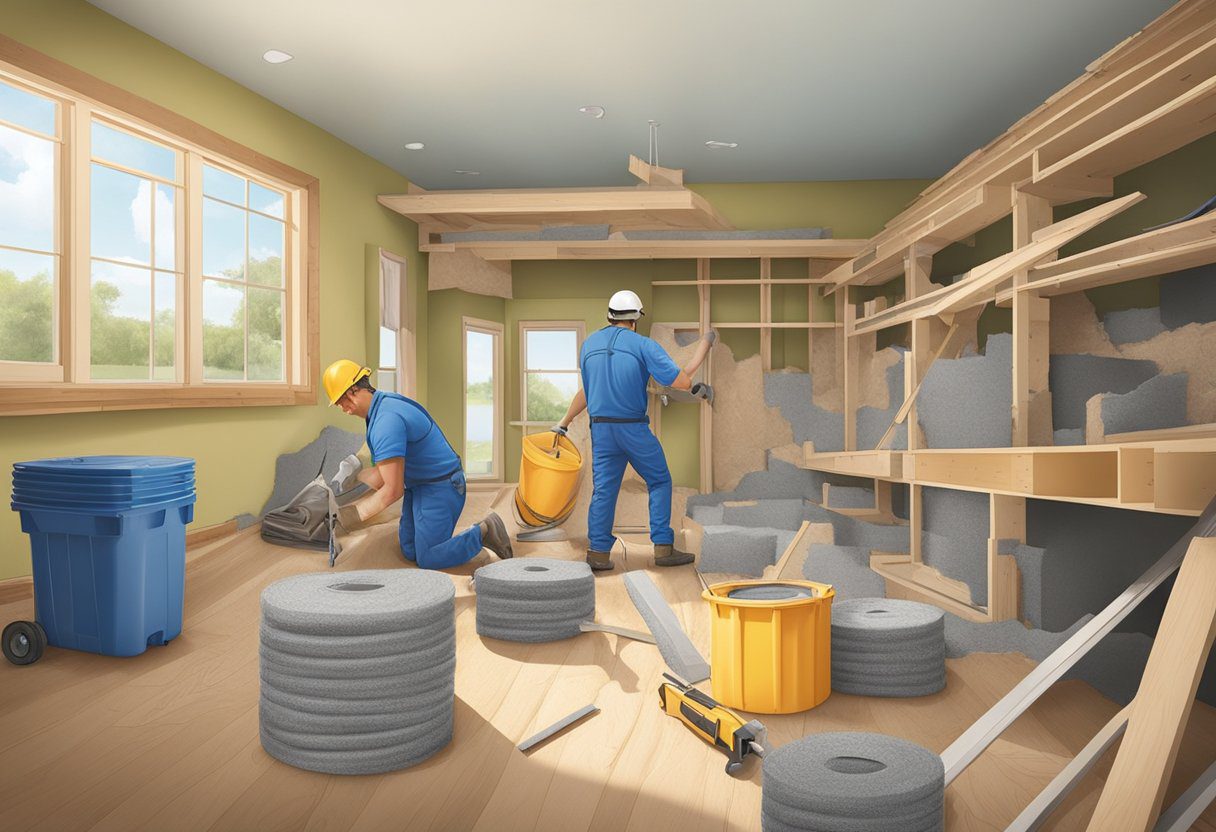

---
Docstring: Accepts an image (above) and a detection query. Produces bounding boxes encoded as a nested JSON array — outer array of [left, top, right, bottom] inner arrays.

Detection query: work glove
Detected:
[[331, 453, 362, 494], [337, 502, 365, 531], [551, 424, 569, 437], [702, 330, 718, 346]]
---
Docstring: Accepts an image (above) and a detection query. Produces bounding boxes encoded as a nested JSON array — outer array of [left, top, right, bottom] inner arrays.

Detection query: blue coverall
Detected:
[[579, 325, 682, 554], [365, 390, 483, 569]]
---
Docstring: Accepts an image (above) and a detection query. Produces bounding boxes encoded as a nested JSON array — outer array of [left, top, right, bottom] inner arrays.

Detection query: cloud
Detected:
[[129, 179, 176, 268], [0, 126, 55, 252]]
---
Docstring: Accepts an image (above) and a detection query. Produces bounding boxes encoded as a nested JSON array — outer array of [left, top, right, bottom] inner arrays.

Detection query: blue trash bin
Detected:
[[8, 456, 196, 660]]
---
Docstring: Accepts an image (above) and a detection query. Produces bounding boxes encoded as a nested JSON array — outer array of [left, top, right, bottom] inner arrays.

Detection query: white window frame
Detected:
[[462, 316, 504, 482], [518, 320, 585, 427], [0, 44, 319, 415], [378, 247, 415, 397]]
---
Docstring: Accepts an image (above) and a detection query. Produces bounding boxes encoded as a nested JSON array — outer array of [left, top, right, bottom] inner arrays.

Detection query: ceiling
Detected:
[[87, 0, 1170, 190]]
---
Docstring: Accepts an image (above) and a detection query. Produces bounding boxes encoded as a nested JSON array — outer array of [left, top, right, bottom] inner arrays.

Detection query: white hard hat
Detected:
[[608, 289, 645, 321]]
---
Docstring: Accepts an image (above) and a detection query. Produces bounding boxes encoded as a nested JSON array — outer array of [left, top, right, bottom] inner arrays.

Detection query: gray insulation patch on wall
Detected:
[[1054, 428, 1084, 446], [801, 544, 887, 599], [1101, 307, 1167, 345], [1011, 544, 1047, 629], [1048, 354, 1159, 430], [260, 426, 366, 517], [1099, 372, 1189, 436], [690, 504, 725, 526], [1160, 263, 1216, 329], [699, 526, 780, 576], [822, 486, 874, 509], [622, 227, 831, 240], [919, 487, 990, 607], [917, 333, 1012, 448], [722, 498, 808, 530], [855, 351, 907, 451], [674, 330, 701, 347], [765, 372, 845, 451]]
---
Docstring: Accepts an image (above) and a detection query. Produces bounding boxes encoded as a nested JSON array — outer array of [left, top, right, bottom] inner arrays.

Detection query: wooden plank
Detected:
[[871, 553, 989, 622], [770, 521, 811, 578], [759, 258, 772, 371], [1006, 705, 1132, 832], [842, 295, 859, 451], [1087, 536, 1216, 831], [988, 494, 1025, 622], [185, 519, 239, 550], [697, 260, 713, 494], [627, 154, 684, 187], [1106, 423, 1216, 444], [801, 448, 904, 479]]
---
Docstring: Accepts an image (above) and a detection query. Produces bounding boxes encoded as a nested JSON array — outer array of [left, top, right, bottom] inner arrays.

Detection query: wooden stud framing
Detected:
[[840, 292, 858, 451], [1012, 190, 1054, 447], [987, 494, 1025, 622], [697, 259, 713, 493], [1087, 536, 1216, 831], [759, 257, 772, 371]]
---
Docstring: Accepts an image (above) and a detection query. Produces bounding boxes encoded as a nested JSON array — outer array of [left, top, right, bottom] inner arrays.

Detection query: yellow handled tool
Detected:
[[658, 673, 767, 775]]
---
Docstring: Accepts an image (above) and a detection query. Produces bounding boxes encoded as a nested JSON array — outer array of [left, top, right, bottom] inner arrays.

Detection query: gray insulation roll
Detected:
[[258, 569, 456, 775], [762, 732, 944, 832], [474, 558, 595, 642], [830, 598, 946, 698]]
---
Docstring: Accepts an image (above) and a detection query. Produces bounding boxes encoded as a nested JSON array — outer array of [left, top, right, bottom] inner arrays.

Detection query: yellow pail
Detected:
[[703, 579, 834, 714], [515, 431, 583, 527]]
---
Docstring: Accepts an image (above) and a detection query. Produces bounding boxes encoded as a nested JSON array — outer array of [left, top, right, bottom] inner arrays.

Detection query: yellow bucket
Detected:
[[703, 579, 834, 714], [515, 431, 583, 527]]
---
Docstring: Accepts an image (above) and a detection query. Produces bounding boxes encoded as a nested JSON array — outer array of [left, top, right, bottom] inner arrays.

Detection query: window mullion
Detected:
[[68, 101, 91, 383], [186, 152, 203, 384]]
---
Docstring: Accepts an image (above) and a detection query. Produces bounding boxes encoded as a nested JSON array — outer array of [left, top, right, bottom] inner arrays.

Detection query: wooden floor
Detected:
[[2, 509, 1215, 832]]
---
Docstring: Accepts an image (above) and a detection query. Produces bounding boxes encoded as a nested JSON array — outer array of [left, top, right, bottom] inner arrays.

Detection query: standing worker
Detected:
[[555, 290, 714, 572], [323, 360, 514, 569]]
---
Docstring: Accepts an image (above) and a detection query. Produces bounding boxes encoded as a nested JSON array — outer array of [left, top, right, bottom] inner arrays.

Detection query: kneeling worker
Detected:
[[555, 290, 714, 571], [323, 360, 513, 568]]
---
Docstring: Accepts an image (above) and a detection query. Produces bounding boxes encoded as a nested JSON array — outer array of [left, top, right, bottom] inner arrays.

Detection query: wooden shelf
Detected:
[[418, 238, 867, 260], [994, 213, 1216, 304], [651, 278, 835, 286], [871, 553, 989, 623], [712, 322, 838, 330], [802, 441, 1216, 517]]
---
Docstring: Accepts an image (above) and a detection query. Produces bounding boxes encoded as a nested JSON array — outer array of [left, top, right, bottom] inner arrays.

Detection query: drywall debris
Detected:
[[1120, 322, 1216, 426], [1102, 307, 1167, 345], [855, 355, 907, 450], [917, 333, 1012, 448], [1048, 354, 1159, 431], [261, 426, 366, 517]]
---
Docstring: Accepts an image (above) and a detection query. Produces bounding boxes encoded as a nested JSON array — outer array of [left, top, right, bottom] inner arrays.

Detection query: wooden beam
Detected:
[[851, 193, 1144, 336], [417, 238, 866, 261], [841, 294, 859, 451], [627, 154, 685, 187], [759, 257, 772, 371], [698, 259, 713, 494], [987, 494, 1025, 622], [1087, 536, 1216, 831], [1012, 191, 1054, 447]]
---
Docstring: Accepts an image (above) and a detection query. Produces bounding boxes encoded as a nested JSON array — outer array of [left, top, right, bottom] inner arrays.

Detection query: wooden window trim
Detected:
[[518, 319, 585, 427], [0, 35, 320, 416], [462, 316, 504, 482]]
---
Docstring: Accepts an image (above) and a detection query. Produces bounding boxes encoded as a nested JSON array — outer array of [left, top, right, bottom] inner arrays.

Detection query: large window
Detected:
[[519, 321, 584, 425], [0, 50, 318, 414], [463, 317, 503, 480]]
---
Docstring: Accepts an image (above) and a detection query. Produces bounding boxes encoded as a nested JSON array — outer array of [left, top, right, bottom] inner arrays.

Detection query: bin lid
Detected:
[[12, 491, 196, 516], [726, 584, 818, 601], [12, 487, 197, 510], [14, 456, 195, 478]]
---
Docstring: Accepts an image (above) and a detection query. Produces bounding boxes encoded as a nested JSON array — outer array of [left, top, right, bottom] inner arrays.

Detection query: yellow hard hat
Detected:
[[322, 359, 372, 405]]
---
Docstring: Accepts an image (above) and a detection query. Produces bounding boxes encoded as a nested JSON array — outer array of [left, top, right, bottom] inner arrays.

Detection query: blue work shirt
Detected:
[[579, 326, 681, 420], [365, 390, 462, 486]]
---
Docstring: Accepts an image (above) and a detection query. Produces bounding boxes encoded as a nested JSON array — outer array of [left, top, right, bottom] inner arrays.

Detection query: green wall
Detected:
[[431, 180, 934, 491], [0, 1, 426, 579]]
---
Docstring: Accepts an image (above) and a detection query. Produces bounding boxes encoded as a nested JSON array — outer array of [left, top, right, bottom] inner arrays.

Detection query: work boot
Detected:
[[479, 512, 514, 559], [586, 549, 614, 572], [653, 544, 695, 567]]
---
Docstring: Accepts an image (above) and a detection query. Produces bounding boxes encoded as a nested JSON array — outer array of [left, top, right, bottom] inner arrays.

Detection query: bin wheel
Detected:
[[3, 620, 47, 666], [725, 761, 743, 776]]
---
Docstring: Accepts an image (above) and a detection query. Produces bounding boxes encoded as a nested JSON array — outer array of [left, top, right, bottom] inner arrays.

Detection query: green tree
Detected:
[[526, 374, 575, 421], [0, 268, 54, 362]]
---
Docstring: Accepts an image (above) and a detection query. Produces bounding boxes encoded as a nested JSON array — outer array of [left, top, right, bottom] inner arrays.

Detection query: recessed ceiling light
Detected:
[[705, 140, 738, 150], [578, 105, 605, 119], [453, 170, 480, 175], [404, 142, 425, 151], [262, 49, 293, 64]]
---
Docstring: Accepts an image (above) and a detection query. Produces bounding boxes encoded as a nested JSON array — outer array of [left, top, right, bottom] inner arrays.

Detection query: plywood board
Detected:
[[428, 249, 513, 298]]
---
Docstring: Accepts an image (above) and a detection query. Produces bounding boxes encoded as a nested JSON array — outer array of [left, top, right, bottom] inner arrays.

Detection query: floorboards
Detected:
[[1, 510, 1214, 832]]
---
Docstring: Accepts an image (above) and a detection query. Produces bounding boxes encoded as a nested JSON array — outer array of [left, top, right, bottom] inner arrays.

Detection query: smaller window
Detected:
[[520, 321, 584, 425], [463, 317, 503, 480], [378, 326, 397, 393]]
